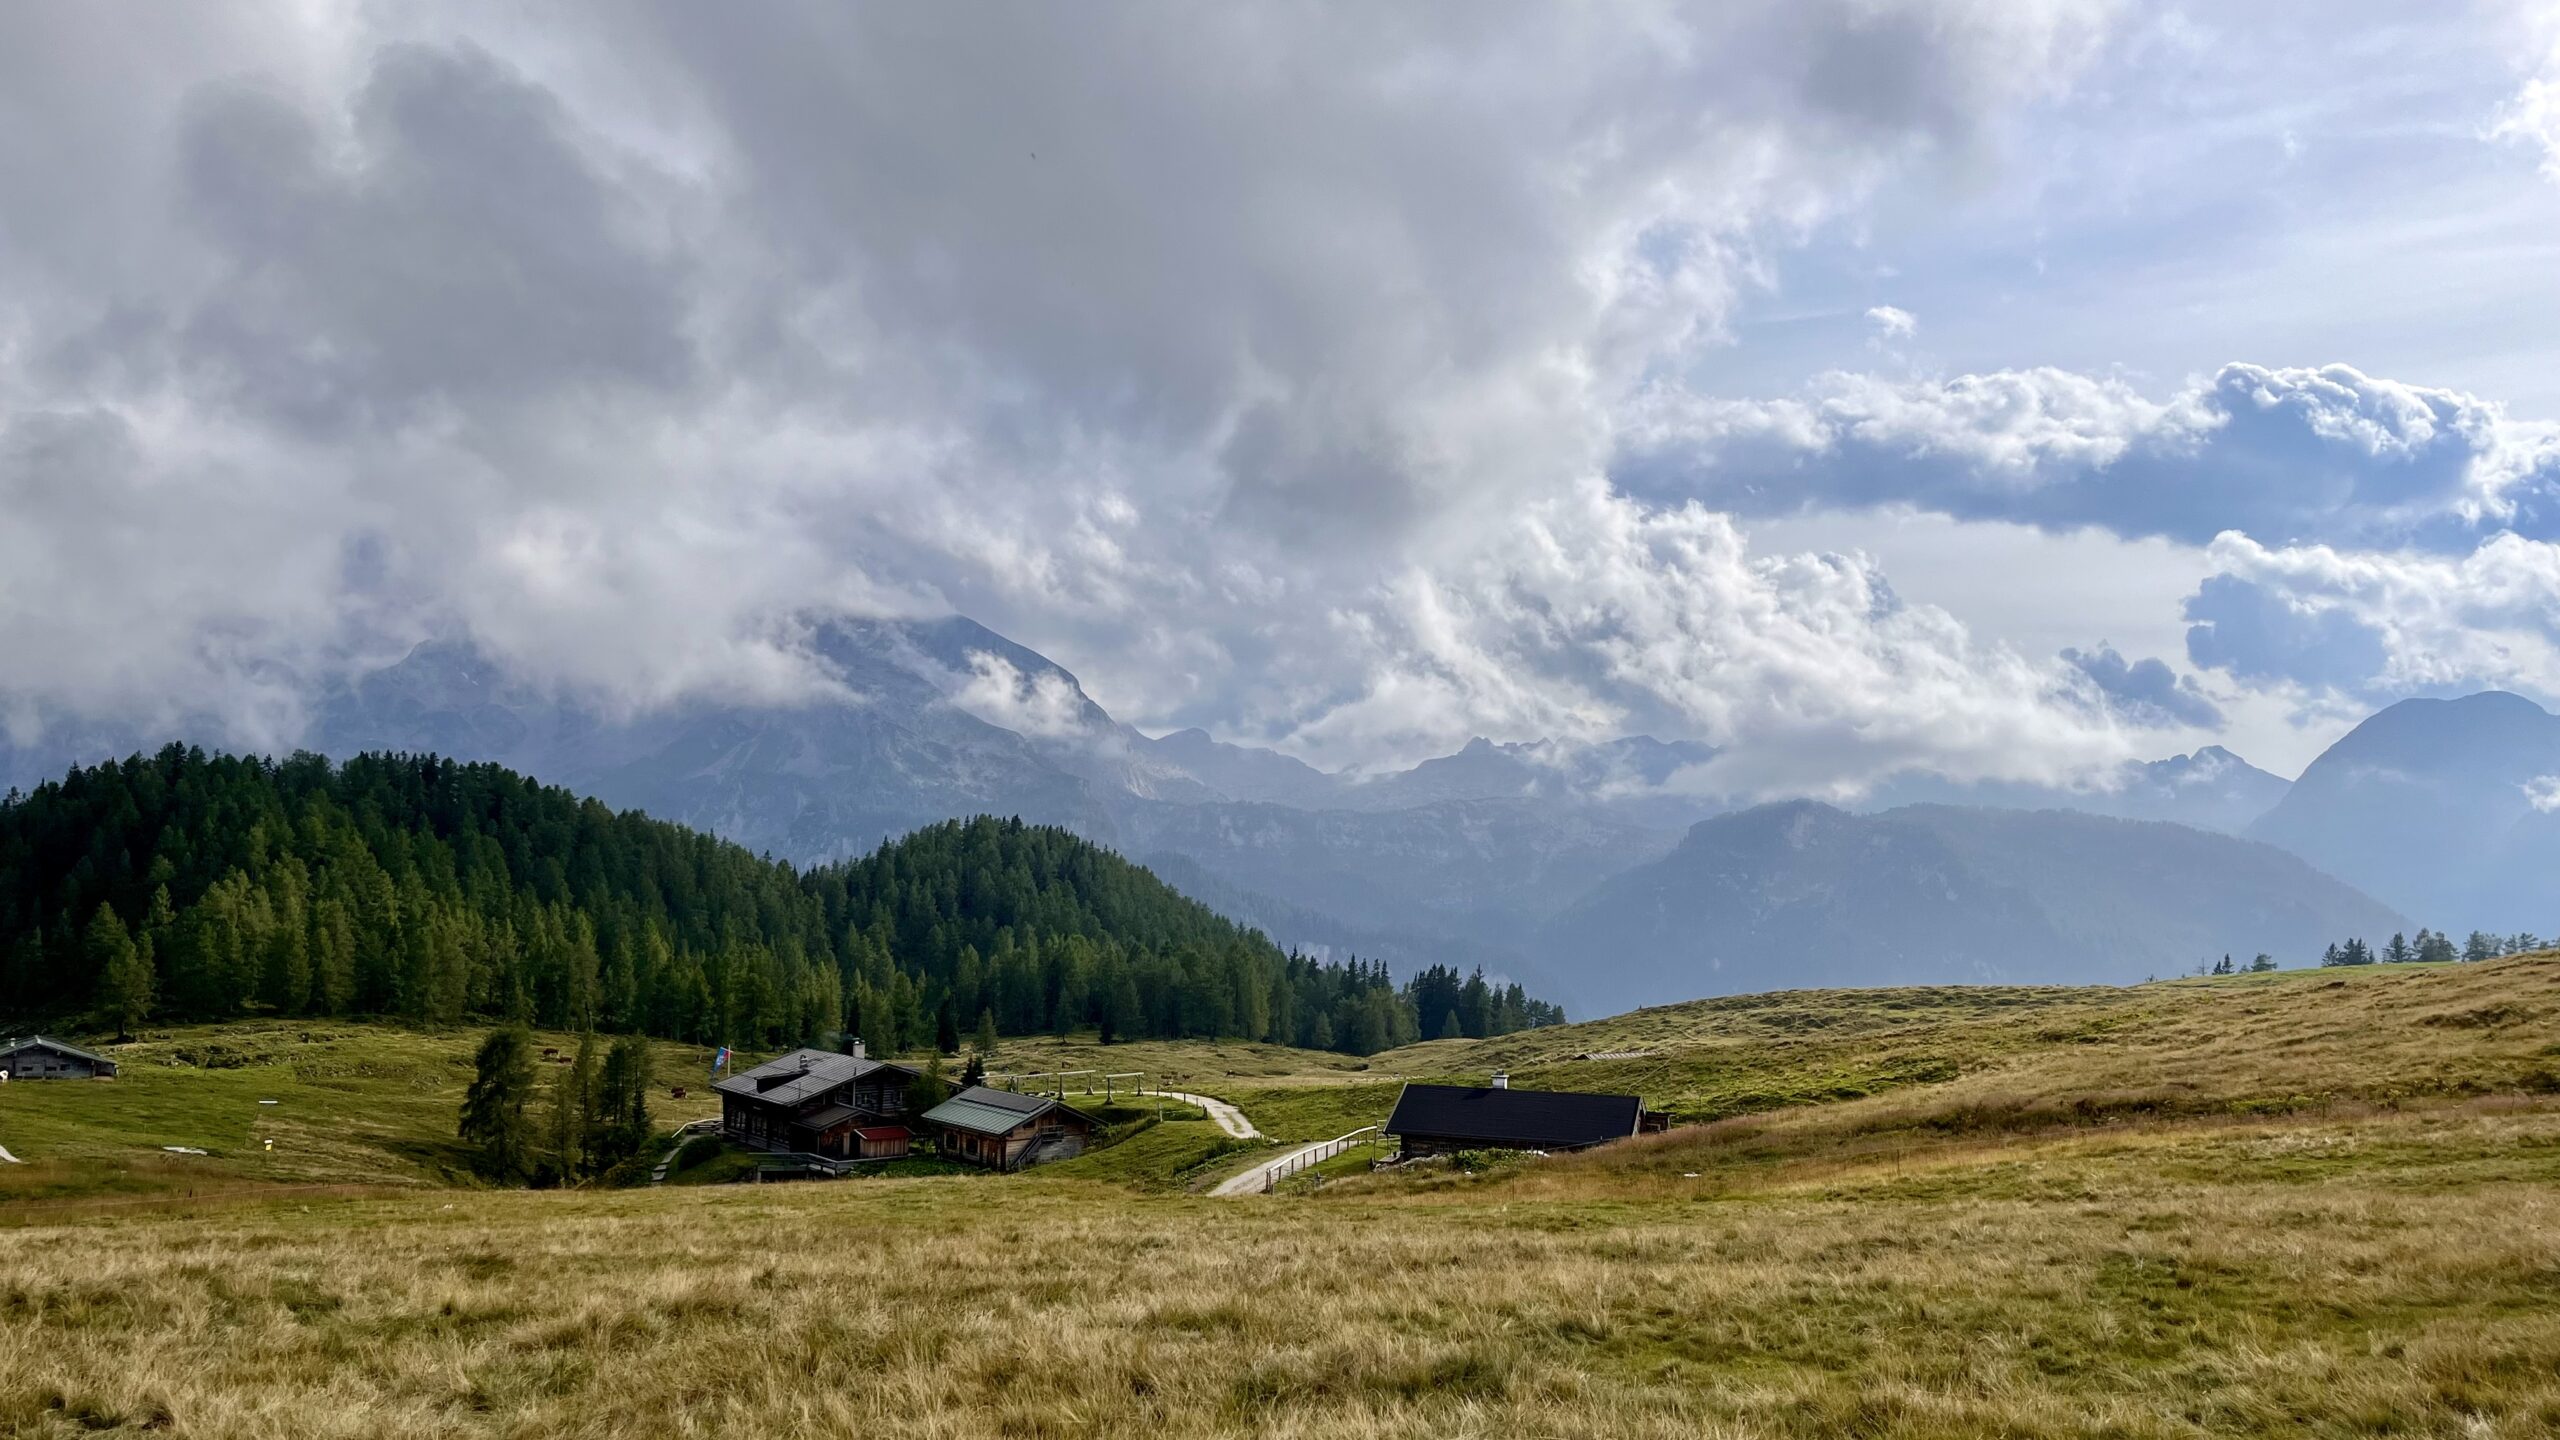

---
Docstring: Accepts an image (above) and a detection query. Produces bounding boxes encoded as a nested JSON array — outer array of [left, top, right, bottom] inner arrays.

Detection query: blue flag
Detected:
[[711, 1045, 731, 1075]]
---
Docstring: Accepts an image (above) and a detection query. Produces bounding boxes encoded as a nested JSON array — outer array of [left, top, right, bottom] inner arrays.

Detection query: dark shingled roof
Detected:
[[1383, 1083, 1642, 1151], [711, 1048, 918, 1107]]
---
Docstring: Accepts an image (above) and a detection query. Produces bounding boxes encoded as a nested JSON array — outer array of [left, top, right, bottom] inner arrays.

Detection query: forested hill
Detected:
[[0, 748, 1560, 1054]]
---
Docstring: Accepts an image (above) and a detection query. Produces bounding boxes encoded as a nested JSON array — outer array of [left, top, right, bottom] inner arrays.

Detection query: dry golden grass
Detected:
[[6, 1097, 2560, 1437], [1231, 955, 2560, 1142], [7, 959, 2559, 1436]]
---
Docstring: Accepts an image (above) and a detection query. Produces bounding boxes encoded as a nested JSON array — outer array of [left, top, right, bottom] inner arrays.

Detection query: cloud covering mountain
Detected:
[[3, 4, 2559, 853]]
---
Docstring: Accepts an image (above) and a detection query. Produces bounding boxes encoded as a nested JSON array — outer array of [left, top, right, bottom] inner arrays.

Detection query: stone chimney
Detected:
[[1490, 1069, 1509, 1090]]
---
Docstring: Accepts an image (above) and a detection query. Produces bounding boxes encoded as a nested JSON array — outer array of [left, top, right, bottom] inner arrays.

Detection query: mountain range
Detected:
[[5, 612, 2548, 1014], [1545, 800, 2406, 1017]]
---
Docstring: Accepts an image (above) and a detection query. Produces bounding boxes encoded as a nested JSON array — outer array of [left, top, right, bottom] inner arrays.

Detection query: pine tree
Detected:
[[2384, 932, 2413, 964], [973, 1007, 999, 1057], [459, 1026, 537, 1183], [960, 1052, 986, 1088], [935, 999, 960, 1055], [2249, 953, 2278, 973], [597, 1033, 653, 1166], [558, 1030, 602, 1180], [914, 1054, 952, 1114], [2464, 931, 2498, 963], [89, 903, 153, 1041]]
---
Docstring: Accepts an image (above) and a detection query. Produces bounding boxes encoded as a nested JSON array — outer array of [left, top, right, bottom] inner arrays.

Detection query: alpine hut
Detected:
[[712, 1043, 918, 1162], [1382, 1073, 1642, 1158], [922, 1085, 1098, 1170], [0, 1035, 118, 1080]]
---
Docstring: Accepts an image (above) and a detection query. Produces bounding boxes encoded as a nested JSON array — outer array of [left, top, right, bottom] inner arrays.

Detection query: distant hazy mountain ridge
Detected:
[[2250, 691, 2560, 932], [9, 611, 2524, 1017], [1544, 801, 2409, 1015]]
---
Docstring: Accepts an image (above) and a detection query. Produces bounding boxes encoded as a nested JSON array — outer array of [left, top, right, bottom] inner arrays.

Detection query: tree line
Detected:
[[2317, 929, 2545, 967], [0, 747, 1563, 1056]]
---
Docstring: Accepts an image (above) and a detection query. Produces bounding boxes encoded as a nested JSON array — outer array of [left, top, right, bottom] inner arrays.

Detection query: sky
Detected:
[[2, 2, 2558, 793]]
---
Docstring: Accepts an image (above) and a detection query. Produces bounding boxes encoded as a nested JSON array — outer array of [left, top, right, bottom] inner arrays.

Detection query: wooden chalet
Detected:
[[1382, 1073, 1642, 1158], [712, 1043, 918, 1162], [0, 1035, 118, 1080], [922, 1085, 1098, 1171]]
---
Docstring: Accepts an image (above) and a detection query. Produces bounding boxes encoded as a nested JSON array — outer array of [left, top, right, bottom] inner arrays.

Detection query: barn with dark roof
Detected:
[[1383, 1074, 1643, 1158], [0, 1035, 118, 1080]]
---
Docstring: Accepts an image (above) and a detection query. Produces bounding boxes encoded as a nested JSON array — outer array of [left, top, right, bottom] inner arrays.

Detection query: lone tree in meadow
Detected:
[[460, 1026, 538, 1183], [595, 1034, 654, 1165], [88, 903, 154, 1042]]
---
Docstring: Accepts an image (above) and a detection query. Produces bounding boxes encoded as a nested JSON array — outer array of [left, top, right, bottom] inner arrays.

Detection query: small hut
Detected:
[[922, 1085, 1097, 1170], [1382, 1074, 1642, 1158], [0, 1036, 118, 1080]]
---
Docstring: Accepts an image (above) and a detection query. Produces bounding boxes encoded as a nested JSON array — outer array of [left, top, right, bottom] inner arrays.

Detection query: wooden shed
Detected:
[[1382, 1077, 1642, 1158], [851, 1125, 912, 1160], [922, 1085, 1097, 1171]]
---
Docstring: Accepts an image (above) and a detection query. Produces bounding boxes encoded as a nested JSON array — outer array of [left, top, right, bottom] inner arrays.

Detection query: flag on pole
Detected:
[[711, 1045, 731, 1076]]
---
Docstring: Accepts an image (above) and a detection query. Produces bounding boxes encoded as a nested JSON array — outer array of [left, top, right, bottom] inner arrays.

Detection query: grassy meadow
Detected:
[[4, 958, 2559, 1436]]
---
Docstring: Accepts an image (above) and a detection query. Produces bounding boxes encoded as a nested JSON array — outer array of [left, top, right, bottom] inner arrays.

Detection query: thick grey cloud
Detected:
[[0, 2, 2256, 792], [2062, 644, 2223, 728], [169, 43, 696, 438]]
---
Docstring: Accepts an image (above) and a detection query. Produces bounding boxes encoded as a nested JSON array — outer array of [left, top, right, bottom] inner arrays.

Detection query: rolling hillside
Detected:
[[5, 959, 2558, 1437], [0, 751, 1530, 1060]]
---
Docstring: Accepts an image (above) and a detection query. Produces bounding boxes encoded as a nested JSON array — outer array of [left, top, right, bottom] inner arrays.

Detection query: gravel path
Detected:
[[1208, 1138, 1330, 1197], [1152, 1090, 1260, 1140]]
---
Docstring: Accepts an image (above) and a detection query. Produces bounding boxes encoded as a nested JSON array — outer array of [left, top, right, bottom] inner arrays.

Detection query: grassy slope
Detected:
[[5, 960, 2560, 1436], [0, 1024, 1269, 1205], [0, 1023, 730, 1206], [1226, 956, 2560, 1143]]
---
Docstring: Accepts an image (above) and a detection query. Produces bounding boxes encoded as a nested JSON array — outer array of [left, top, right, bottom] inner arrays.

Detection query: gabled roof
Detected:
[[852, 1125, 911, 1142], [923, 1085, 1096, 1138], [796, 1103, 866, 1132], [711, 1048, 918, 1107], [0, 1035, 112, 1067], [1384, 1083, 1642, 1150]]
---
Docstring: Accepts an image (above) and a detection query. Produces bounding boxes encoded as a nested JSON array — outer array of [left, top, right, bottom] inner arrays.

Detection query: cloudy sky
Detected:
[[3, 2, 2558, 793]]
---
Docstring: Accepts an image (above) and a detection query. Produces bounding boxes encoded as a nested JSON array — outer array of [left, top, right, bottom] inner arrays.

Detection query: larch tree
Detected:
[[459, 1026, 538, 1183], [89, 903, 153, 1041]]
